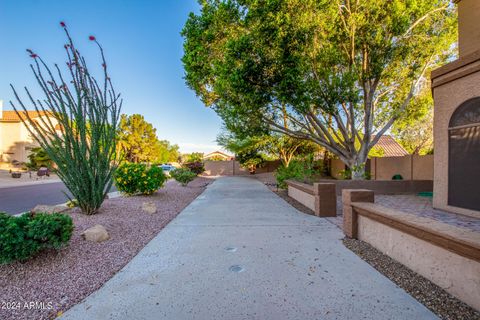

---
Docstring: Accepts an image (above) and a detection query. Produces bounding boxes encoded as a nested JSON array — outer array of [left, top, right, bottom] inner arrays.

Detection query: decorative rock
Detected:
[[31, 204, 69, 214], [106, 191, 122, 199], [81, 225, 109, 242], [142, 201, 157, 214]]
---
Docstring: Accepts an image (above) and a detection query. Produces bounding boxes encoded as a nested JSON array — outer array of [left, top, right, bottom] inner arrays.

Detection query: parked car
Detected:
[[159, 164, 176, 176]]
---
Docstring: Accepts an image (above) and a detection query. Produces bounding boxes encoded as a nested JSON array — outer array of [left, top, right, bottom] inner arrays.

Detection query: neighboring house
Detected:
[[371, 135, 409, 157], [0, 101, 60, 163], [203, 150, 234, 161]]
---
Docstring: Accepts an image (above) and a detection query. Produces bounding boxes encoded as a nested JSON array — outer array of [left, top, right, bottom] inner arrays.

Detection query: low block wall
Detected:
[[286, 180, 336, 217], [342, 189, 480, 311], [203, 160, 280, 176], [317, 179, 432, 196], [330, 155, 434, 181]]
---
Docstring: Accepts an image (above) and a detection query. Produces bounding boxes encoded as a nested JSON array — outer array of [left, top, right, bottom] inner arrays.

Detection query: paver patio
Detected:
[[62, 177, 437, 320], [331, 194, 480, 233]]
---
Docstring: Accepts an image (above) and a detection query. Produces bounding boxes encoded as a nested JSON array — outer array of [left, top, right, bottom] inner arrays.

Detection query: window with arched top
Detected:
[[448, 97, 480, 211]]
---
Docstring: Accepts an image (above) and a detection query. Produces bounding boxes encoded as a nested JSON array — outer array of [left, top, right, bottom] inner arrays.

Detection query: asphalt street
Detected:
[[0, 182, 116, 215]]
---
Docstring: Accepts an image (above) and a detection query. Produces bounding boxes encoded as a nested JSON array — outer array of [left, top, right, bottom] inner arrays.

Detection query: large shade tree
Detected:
[[182, 0, 456, 179]]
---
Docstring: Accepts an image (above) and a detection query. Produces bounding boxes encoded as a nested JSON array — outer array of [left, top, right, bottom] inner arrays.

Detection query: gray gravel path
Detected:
[[62, 177, 437, 320]]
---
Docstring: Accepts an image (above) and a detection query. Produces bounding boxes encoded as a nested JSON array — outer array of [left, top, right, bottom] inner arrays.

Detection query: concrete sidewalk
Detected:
[[0, 169, 60, 189], [62, 177, 437, 320]]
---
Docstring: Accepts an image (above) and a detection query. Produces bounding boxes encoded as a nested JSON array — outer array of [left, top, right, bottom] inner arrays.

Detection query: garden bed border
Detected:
[[342, 189, 480, 311], [317, 179, 433, 196], [285, 180, 336, 217]]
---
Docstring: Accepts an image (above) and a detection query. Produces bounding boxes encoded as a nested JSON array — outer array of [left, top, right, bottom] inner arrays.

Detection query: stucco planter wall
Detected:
[[342, 189, 480, 311], [285, 180, 336, 217]]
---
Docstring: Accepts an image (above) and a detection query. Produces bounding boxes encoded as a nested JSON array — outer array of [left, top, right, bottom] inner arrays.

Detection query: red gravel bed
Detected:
[[0, 178, 212, 320]]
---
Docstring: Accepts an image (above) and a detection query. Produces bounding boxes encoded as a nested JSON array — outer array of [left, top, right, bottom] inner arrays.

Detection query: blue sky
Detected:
[[0, 0, 224, 154]]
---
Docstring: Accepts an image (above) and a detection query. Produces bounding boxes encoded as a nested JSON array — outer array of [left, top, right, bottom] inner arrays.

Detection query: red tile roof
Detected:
[[0, 110, 49, 122], [373, 135, 409, 157]]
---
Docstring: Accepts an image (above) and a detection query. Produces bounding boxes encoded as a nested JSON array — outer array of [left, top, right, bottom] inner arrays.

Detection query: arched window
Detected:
[[448, 97, 480, 211]]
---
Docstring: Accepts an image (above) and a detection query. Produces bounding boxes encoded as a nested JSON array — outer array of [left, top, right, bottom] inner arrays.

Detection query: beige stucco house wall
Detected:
[[431, 0, 480, 218], [457, 0, 480, 58], [0, 101, 59, 163]]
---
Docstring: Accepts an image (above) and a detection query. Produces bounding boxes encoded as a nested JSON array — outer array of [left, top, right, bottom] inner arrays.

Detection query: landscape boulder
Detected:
[[81, 225, 109, 242], [31, 204, 69, 214], [142, 201, 157, 214]]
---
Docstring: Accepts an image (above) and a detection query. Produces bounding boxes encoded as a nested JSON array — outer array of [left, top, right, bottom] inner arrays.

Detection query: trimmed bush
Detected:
[[138, 166, 167, 195], [0, 212, 73, 264], [171, 168, 197, 186], [114, 163, 167, 195], [275, 161, 305, 189], [184, 161, 205, 175], [114, 163, 141, 195]]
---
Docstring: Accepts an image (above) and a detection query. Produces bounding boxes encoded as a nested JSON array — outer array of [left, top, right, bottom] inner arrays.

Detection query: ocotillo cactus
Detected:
[[10, 22, 122, 215]]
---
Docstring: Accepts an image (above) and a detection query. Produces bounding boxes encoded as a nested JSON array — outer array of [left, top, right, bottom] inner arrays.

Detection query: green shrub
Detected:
[[184, 161, 205, 175], [114, 163, 141, 195], [0, 212, 73, 264], [138, 166, 167, 195], [26, 147, 53, 170], [275, 161, 305, 189], [114, 163, 166, 195], [338, 168, 352, 180], [171, 168, 197, 186]]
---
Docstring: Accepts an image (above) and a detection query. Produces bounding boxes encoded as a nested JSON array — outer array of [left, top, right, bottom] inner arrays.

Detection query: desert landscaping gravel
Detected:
[[343, 238, 480, 320], [0, 178, 212, 320]]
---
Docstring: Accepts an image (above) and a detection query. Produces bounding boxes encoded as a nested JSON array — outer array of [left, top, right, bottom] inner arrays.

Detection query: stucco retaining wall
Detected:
[[287, 183, 316, 212], [330, 155, 433, 181], [316, 179, 432, 196], [286, 180, 336, 217], [342, 189, 480, 311], [203, 160, 280, 176]]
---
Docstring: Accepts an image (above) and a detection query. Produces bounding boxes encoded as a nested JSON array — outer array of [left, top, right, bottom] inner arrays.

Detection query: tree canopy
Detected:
[[392, 86, 434, 155], [182, 0, 456, 179], [156, 140, 180, 163], [117, 114, 179, 163], [217, 130, 316, 167], [181, 152, 204, 163]]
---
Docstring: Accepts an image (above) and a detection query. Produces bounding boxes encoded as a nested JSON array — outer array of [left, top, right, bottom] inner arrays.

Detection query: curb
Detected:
[[13, 191, 122, 217], [0, 178, 62, 189]]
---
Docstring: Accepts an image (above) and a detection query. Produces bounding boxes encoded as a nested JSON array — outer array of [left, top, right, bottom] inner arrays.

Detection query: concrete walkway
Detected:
[[62, 177, 437, 320]]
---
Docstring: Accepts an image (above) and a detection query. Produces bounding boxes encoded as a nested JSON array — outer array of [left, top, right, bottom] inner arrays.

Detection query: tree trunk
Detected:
[[322, 150, 330, 176], [350, 157, 367, 180], [351, 165, 366, 180]]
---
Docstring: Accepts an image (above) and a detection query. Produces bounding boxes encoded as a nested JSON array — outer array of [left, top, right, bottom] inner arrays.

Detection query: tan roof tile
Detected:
[[0, 110, 49, 122], [373, 135, 409, 157]]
